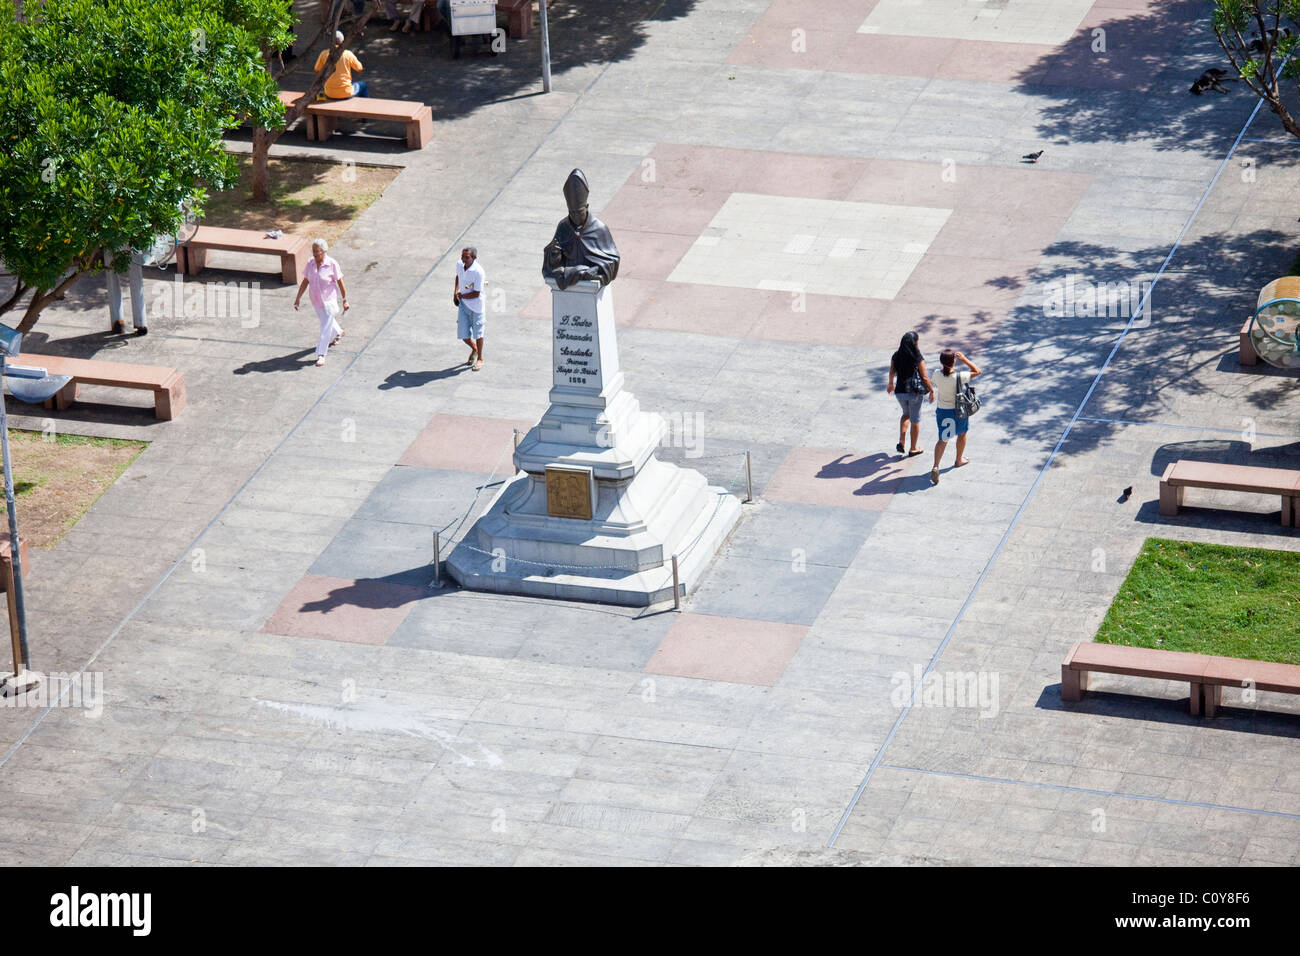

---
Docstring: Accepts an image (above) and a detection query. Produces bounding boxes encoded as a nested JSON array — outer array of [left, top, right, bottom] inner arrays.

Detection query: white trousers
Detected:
[[105, 248, 146, 328], [314, 301, 343, 357]]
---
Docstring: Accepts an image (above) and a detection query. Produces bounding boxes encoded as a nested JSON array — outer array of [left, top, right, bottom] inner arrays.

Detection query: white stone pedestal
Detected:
[[446, 279, 741, 605]]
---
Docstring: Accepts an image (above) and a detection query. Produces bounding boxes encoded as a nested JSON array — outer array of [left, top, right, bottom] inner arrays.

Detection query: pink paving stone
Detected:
[[632, 283, 766, 339], [645, 613, 809, 687], [600, 185, 728, 238], [399, 413, 535, 474], [520, 146, 1091, 349], [613, 229, 698, 280], [728, 0, 1201, 90], [260, 574, 424, 645], [764, 445, 926, 511]]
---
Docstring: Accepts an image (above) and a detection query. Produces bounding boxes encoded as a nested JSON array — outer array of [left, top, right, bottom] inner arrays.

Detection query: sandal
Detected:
[[930, 468, 939, 485], [896, 442, 905, 455], [472, 359, 483, 371], [909, 448, 925, 457], [955, 458, 970, 468], [315, 357, 326, 367]]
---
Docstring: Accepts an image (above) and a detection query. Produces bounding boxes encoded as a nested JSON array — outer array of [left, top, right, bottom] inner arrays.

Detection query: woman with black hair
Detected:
[[886, 331, 934, 457]]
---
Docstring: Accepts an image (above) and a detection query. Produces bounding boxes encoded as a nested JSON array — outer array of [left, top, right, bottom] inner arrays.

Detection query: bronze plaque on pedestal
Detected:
[[546, 466, 595, 520]]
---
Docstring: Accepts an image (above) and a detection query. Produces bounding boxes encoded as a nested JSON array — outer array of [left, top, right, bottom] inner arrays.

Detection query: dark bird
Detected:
[[1189, 69, 1235, 95], [1022, 150, 1043, 163], [1121, 486, 1133, 502]]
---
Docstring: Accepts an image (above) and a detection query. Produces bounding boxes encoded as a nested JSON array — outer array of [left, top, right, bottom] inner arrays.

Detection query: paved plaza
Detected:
[[1, 0, 1299, 865]]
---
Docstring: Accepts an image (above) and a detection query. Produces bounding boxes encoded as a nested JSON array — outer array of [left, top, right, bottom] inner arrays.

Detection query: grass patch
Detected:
[[202, 155, 398, 248], [1096, 537, 1300, 665], [5, 431, 147, 548]]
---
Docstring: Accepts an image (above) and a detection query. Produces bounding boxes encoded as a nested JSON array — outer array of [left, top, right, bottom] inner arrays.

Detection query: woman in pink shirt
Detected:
[[294, 239, 350, 367]]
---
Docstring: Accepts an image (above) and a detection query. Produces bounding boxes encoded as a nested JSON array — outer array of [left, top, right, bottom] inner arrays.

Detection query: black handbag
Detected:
[[954, 371, 981, 417]]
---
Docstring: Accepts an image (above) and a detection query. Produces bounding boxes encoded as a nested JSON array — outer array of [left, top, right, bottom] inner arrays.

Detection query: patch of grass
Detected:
[[5, 431, 147, 547], [1096, 537, 1300, 665], [201, 155, 397, 247]]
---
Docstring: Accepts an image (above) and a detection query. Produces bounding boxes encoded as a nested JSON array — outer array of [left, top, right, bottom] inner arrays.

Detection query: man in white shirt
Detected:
[[455, 247, 486, 370]]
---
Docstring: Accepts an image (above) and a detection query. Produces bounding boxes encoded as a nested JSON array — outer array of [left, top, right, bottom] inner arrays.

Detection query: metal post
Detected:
[[539, 0, 552, 93], [0, 353, 35, 694], [432, 531, 442, 587], [671, 554, 680, 610], [513, 428, 520, 450], [4, 557, 20, 685], [744, 450, 753, 503]]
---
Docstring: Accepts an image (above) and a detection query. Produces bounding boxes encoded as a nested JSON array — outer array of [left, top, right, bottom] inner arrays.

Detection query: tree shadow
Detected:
[[977, 226, 1300, 459], [284, 0, 704, 128], [1011, 0, 1300, 163]]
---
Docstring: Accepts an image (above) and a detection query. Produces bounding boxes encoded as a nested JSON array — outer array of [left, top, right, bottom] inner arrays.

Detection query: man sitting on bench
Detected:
[[314, 31, 368, 99]]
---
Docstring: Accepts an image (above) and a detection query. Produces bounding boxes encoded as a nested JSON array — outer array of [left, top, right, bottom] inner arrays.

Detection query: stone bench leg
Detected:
[[314, 115, 337, 141], [406, 107, 433, 149], [1061, 666, 1087, 702], [1190, 680, 1202, 716], [43, 380, 78, 412], [155, 375, 186, 421], [1158, 481, 1183, 516], [1202, 683, 1222, 718], [1282, 495, 1295, 527], [281, 247, 307, 285], [184, 245, 208, 277]]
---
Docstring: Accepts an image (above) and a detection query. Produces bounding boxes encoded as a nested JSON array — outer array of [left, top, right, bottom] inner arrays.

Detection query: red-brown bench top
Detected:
[[21, 353, 180, 390], [1064, 641, 1213, 682], [1161, 460, 1300, 495], [185, 226, 308, 256], [301, 96, 427, 121]]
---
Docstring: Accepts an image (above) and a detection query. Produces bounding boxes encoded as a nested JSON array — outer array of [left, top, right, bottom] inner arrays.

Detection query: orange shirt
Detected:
[[313, 49, 363, 99]]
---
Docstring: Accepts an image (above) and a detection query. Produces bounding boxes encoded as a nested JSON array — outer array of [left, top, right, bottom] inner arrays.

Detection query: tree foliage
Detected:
[[1212, 0, 1300, 136], [0, 0, 282, 330]]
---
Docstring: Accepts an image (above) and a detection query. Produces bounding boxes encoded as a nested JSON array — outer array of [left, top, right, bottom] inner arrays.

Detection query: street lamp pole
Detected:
[[540, 0, 552, 93], [0, 352, 35, 694]]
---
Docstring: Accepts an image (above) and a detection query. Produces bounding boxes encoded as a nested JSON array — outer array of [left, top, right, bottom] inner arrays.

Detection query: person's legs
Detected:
[[909, 419, 921, 453], [352, 80, 369, 97], [104, 249, 125, 331], [128, 250, 146, 331], [315, 303, 336, 361], [897, 413, 908, 453], [955, 431, 969, 466], [471, 311, 485, 368]]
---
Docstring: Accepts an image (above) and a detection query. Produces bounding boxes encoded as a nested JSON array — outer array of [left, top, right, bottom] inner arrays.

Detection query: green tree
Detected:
[[227, 0, 374, 202], [0, 0, 281, 331], [1212, 1, 1300, 136]]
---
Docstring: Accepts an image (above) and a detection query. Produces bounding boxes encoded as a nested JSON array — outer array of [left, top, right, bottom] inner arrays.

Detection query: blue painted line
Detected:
[[879, 765, 1300, 821], [828, 85, 1278, 847]]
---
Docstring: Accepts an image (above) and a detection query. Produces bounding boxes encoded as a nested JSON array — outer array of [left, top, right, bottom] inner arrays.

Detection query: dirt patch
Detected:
[[5, 432, 147, 548], [202, 156, 398, 247]]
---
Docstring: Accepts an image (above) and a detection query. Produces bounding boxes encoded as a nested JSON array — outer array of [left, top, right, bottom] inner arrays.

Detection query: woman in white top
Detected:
[[931, 348, 981, 485]]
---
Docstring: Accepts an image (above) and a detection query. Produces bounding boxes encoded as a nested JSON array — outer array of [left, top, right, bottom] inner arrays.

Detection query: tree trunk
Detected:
[[252, 126, 273, 202]]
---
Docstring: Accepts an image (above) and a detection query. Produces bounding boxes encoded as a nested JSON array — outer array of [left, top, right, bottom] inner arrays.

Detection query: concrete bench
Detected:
[[177, 226, 309, 285], [1062, 641, 1300, 717], [1062, 641, 1215, 715], [1159, 460, 1300, 527], [304, 96, 434, 150], [500, 0, 531, 37], [24, 353, 187, 421]]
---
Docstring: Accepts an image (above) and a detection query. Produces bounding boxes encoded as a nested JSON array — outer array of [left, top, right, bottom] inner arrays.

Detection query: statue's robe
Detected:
[[543, 214, 620, 289]]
